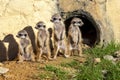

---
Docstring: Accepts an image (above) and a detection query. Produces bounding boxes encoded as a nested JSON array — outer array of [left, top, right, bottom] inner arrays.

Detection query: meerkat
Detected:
[[68, 17, 84, 56], [16, 30, 35, 62], [35, 21, 52, 62], [51, 13, 69, 59]]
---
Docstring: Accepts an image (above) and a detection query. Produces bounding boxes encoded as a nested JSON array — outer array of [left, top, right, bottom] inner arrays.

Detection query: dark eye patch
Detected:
[[38, 25, 42, 27], [18, 33, 22, 36], [43, 25, 46, 28], [72, 21, 77, 24], [59, 18, 61, 21], [78, 21, 82, 24], [24, 34, 27, 37], [19, 33, 27, 36], [53, 18, 57, 20]]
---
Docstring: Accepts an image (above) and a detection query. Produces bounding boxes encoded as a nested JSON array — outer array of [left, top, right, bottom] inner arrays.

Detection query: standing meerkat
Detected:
[[68, 17, 83, 56], [16, 30, 35, 62], [51, 13, 69, 59], [35, 21, 52, 62]]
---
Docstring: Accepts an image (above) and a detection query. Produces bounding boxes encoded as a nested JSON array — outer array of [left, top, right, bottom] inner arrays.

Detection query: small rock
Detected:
[[102, 70, 107, 75], [114, 51, 120, 58], [0, 67, 9, 75], [103, 55, 115, 61], [102, 70, 108, 79], [94, 58, 101, 63]]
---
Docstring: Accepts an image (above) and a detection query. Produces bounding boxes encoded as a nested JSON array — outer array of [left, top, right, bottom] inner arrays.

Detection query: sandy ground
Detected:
[[0, 56, 86, 80]]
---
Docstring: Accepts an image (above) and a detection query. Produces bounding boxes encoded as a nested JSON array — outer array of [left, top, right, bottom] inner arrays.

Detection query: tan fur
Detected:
[[16, 30, 35, 62], [68, 17, 83, 56], [35, 21, 52, 62], [51, 13, 69, 59]]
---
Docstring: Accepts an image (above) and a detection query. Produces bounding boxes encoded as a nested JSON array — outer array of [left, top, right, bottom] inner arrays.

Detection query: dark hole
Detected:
[[65, 15, 99, 47]]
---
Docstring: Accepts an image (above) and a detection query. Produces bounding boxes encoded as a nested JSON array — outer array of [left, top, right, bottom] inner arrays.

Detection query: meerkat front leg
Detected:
[[53, 45, 59, 59], [18, 46, 24, 62], [78, 44, 83, 57], [64, 47, 70, 58], [37, 48, 43, 62], [26, 46, 35, 61], [47, 47, 53, 60], [18, 54, 24, 62]]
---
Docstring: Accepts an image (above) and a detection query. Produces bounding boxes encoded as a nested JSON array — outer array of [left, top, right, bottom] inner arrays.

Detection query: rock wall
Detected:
[[0, 0, 58, 40], [0, 0, 58, 61], [106, 0, 120, 42], [0, 0, 120, 61], [59, 0, 120, 43]]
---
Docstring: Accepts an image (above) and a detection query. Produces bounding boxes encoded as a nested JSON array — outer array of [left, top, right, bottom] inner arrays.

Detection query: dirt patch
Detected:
[[0, 56, 86, 80]]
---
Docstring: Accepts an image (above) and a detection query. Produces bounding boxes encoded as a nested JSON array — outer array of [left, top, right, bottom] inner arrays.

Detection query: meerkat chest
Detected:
[[39, 30, 47, 41], [70, 27, 79, 36], [42, 47, 48, 54], [54, 23, 64, 34], [54, 25, 62, 32], [69, 27, 79, 43], [20, 39, 30, 48], [54, 24, 64, 40], [57, 40, 65, 50]]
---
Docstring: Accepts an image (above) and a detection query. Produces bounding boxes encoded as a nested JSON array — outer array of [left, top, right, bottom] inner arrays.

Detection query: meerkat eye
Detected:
[[59, 18, 61, 21], [19, 34, 22, 36], [72, 21, 76, 24], [24, 34, 27, 37], [38, 25, 41, 27], [53, 18, 57, 20], [43, 25, 46, 28], [78, 21, 81, 24]]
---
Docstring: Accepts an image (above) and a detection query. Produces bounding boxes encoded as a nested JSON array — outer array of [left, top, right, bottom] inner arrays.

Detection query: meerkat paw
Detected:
[[64, 54, 70, 58], [17, 60, 24, 63], [31, 59, 35, 62], [48, 58, 53, 61]]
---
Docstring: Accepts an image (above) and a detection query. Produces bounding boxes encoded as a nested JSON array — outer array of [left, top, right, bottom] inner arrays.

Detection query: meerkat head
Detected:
[[71, 17, 84, 27], [16, 30, 28, 39], [35, 21, 46, 30], [50, 13, 62, 23]]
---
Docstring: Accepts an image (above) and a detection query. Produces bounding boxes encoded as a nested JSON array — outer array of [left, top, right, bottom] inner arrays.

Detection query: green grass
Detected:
[[37, 42, 120, 80], [61, 60, 80, 69], [84, 42, 120, 58], [75, 59, 120, 80], [39, 65, 69, 80]]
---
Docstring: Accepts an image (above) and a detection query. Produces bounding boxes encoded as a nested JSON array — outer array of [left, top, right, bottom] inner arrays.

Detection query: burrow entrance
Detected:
[[64, 10, 100, 47]]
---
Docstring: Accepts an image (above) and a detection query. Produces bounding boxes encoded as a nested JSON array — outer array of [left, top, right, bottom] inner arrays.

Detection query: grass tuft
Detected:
[[84, 41, 120, 58], [37, 42, 120, 80]]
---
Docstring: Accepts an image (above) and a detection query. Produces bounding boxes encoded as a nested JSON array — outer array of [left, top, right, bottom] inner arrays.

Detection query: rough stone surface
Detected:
[[0, 0, 120, 61], [59, 0, 120, 44], [0, 0, 58, 40], [103, 55, 115, 61], [0, 0, 58, 61]]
